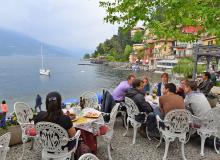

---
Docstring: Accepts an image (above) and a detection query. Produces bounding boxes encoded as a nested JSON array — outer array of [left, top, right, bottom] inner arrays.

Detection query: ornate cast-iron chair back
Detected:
[[163, 109, 191, 134], [81, 91, 100, 110], [156, 109, 191, 160], [124, 97, 140, 120], [78, 153, 99, 160], [107, 103, 119, 131], [14, 102, 33, 124], [36, 122, 81, 159], [14, 102, 36, 159], [0, 132, 11, 160], [195, 106, 220, 156], [102, 103, 119, 160], [123, 97, 150, 144]]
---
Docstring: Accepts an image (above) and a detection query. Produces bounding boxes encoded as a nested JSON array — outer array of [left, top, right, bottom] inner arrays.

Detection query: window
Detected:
[[208, 40, 213, 45]]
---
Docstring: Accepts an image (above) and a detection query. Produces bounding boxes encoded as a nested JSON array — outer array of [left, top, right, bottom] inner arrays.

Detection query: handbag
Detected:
[[135, 113, 146, 123]]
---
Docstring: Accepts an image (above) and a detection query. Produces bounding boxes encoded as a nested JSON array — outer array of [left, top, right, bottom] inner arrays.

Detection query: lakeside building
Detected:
[[131, 27, 145, 38], [202, 36, 217, 45], [129, 26, 219, 72], [129, 44, 145, 64]]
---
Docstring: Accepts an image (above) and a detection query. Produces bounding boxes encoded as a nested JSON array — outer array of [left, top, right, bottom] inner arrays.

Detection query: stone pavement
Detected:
[[7, 118, 220, 160]]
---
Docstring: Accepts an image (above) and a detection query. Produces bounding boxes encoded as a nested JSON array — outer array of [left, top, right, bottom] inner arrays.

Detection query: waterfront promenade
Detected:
[[6, 118, 220, 160]]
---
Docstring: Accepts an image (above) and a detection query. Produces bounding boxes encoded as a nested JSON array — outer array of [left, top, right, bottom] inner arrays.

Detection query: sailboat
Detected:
[[39, 45, 50, 76]]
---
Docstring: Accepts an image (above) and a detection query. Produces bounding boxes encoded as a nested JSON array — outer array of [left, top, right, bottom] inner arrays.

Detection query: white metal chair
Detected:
[[81, 91, 100, 110], [0, 132, 11, 160], [194, 106, 220, 156], [102, 103, 119, 160], [123, 97, 150, 144], [78, 153, 99, 160], [36, 122, 81, 160], [14, 102, 36, 159], [156, 109, 191, 160]]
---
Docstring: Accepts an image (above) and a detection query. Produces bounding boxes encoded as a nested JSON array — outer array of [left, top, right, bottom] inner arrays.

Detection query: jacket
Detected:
[[157, 83, 162, 96], [125, 88, 153, 114], [36, 95, 42, 106], [101, 90, 116, 113], [198, 80, 214, 96]]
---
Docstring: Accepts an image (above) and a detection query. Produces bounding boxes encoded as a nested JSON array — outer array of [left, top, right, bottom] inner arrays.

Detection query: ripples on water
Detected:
[[0, 56, 161, 112]]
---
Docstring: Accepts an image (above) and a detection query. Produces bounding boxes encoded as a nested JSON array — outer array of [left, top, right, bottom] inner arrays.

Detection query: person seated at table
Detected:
[[143, 76, 150, 94], [146, 83, 185, 138], [125, 79, 153, 137], [156, 72, 169, 96], [176, 79, 186, 99], [198, 72, 214, 96], [34, 92, 77, 150], [184, 80, 220, 149], [157, 83, 185, 118], [112, 74, 136, 103], [184, 80, 211, 117], [125, 79, 153, 115]]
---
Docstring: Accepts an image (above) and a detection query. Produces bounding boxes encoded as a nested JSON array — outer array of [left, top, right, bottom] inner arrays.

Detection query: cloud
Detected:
[[0, 0, 118, 53]]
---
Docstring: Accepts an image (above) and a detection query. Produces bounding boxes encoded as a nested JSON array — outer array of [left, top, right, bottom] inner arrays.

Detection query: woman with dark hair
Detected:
[[1, 100, 8, 116], [34, 92, 76, 150]]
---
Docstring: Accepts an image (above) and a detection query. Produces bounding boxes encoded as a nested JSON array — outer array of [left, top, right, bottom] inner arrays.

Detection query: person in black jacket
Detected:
[[125, 79, 153, 137], [35, 94, 42, 112], [125, 79, 153, 114], [198, 72, 214, 96]]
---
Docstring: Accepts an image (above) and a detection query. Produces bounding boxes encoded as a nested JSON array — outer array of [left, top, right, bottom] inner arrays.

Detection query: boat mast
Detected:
[[41, 44, 44, 69]]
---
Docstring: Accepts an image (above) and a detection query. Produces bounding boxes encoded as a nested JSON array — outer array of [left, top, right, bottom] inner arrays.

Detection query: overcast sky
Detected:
[[0, 0, 118, 54]]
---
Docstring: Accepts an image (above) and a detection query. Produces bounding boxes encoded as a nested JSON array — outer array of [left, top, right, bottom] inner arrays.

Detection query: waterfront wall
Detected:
[[105, 62, 130, 67], [105, 62, 148, 71]]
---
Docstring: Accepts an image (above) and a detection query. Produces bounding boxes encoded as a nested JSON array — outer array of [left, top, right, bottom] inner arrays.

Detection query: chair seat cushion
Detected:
[[99, 125, 109, 135], [189, 123, 201, 129], [25, 127, 37, 136]]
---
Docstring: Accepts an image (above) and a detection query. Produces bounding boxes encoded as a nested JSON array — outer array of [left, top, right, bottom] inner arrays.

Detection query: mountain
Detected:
[[0, 28, 72, 56]]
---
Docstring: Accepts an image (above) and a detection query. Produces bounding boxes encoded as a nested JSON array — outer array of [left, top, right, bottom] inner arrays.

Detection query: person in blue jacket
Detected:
[[157, 73, 169, 96]]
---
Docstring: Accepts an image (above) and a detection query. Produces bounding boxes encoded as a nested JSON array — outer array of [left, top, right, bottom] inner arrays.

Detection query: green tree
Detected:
[[136, 48, 145, 60], [132, 31, 144, 43], [172, 58, 205, 78], [100, 0, 220, 43], [91, 27, 133, 61], [123, 45, 132, 61], [83, 53, 90, 59]]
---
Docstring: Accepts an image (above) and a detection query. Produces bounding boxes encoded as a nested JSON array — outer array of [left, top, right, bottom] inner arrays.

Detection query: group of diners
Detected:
[[22, 71, 218, 159], [111, 72, 219, 148]]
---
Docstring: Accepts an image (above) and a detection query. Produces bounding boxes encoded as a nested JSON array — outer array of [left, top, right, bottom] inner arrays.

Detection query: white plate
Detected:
[[81, 108, 101, 117], [71, 116, 79, 122]]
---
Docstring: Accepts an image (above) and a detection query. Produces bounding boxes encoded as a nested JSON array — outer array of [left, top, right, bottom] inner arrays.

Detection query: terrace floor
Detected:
[[7, 118, 220, 160]]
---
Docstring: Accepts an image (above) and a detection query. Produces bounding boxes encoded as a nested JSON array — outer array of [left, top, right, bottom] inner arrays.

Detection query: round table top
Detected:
[[145, 95, 159, 109], [145, 95, 159, 104], [62, 107, 104, 133]]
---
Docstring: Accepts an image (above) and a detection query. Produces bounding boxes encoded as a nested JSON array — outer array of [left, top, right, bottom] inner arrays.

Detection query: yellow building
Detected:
[[202, 36, 217, 45], [153, 39, 174, 58]]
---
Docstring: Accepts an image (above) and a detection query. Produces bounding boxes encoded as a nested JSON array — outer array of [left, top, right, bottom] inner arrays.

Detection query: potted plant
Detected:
[[0, 113, 22, 146]]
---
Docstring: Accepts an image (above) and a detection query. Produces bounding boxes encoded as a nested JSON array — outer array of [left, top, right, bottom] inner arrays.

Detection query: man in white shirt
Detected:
[[184, 80, 211, 117]]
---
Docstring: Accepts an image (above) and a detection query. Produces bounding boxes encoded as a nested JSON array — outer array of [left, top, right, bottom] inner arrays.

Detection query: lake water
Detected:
[[0, 56, 161, 112]]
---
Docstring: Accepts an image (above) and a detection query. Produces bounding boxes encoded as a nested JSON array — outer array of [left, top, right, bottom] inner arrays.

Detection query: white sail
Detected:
[[39, 44, 50, 76]]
